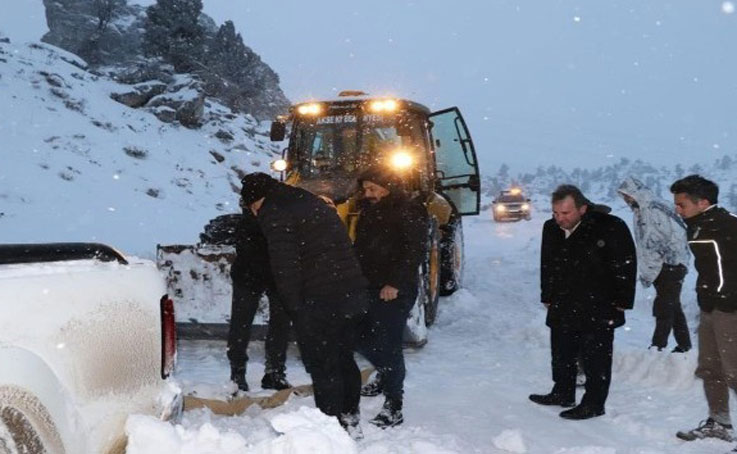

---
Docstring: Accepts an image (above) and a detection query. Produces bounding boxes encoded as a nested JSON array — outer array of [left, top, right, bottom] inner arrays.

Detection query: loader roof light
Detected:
[[368, 99, 398, 113], [271, 159, 288, 172], [389, 149, 413, 170], [297, 103, 323, 116]]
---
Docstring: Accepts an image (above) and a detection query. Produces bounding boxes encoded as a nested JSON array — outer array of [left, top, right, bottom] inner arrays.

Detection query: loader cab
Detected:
[[270, 91, 480, 215]]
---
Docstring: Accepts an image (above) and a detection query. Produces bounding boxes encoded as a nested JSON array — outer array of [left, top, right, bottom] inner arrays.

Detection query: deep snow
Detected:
[[126, 205, 737, 454]]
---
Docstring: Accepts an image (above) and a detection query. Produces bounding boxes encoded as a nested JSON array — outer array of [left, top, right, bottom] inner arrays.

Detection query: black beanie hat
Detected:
[[357, 166, 401, 192], [240, 172, 277, 205]]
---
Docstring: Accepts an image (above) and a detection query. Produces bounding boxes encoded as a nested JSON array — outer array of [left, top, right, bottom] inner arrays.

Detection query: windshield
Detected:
[[290, 112, 426, 178], [498, 194, 526, 203]]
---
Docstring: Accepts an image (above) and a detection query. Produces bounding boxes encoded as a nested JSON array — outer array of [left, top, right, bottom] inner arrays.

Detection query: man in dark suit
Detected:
[[530, 184, 636, 420]]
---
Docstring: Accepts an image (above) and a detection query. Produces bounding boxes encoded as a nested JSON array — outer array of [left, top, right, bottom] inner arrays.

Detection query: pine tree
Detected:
[[143, 0, 205, 71]]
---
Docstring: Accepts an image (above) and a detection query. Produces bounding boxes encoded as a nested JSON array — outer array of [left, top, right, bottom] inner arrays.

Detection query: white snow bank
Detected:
[[126, 406, 356, 454]]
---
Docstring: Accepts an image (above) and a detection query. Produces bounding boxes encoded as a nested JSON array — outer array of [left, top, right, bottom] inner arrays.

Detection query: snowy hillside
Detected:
[[0, 37, 279, 257]]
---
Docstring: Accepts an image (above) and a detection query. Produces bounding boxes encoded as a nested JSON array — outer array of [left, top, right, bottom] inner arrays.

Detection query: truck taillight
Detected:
[[160, 295, 177, 379]]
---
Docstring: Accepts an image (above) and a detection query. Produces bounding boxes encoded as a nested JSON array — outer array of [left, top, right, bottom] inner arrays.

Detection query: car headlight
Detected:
[[495, 205, 507, 212], [521, 203, 530, 211]]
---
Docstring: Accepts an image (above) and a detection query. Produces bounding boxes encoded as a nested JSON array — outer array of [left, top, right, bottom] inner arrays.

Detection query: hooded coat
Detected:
[[617, 177, 691, 286]]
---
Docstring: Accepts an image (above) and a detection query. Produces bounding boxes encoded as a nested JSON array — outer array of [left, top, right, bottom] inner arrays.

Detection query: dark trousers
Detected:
[[294, 299, 365, 418], [651, 264, 691, 350], [226, 280, 290, 375], [357, 290, 416, 400], [551, 325, 614, 410]]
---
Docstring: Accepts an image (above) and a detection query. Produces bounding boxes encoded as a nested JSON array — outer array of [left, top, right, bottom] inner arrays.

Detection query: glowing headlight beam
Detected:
[[369, 99, 398, 113], [271, 159, 288, 172], [389, 150, 413, 170], [297, 103, 322, 115]]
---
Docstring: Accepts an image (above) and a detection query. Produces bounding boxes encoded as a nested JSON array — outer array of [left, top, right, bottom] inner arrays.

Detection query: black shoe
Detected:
[[361, 374, 384, 397], [649, 345, 664, 352], [559, 404, 605, 420], [261, 372, 291, 390], [339, 411, 363, 440], [231, 369, 249, 392], [529, 392, 575, 407], [370, 398, 403, 429], [672, 345, 691, 353]]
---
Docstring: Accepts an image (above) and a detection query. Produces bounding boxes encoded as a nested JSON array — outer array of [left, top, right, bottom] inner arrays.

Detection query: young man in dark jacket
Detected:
[[226, 199, 291, 393], [671, 175, 737, 446], [239, 172, 369, 435], [530, 185, 636, 420], [354, 167, 428, 428]]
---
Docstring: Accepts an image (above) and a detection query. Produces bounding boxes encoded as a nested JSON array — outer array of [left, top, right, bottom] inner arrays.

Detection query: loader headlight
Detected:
[[368, 99, 398, 113], [271, 159, 288, 172], [389, 150, 413, 170], [297, 103, 323, 116]]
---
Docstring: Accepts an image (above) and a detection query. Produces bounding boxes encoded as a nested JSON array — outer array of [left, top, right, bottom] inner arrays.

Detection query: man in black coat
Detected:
[[671, 175, 737, 445], [239, 172, 369, 434], [354, 167, 428, 428], [530, 184, 636, 420], [226, 201, 291, 393]]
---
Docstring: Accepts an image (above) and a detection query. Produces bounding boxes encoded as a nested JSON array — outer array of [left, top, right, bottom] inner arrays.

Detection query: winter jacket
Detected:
[[230, 211, 276, 292], [257, 183, 368, 315], [618, 177, 690, 286], [683, 206, 737, 313], [541, 209, 637, 329], [354, 193, 428, 293]]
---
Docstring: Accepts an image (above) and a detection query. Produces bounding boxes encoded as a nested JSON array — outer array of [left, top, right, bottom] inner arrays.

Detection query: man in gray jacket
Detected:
[[618, 177, 692, 353]]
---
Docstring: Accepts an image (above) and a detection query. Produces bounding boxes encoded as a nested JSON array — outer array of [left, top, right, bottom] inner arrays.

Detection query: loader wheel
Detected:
[[439, 216, 464, 296], [0, 387, 65, 454], [403, 218, 440, 346]]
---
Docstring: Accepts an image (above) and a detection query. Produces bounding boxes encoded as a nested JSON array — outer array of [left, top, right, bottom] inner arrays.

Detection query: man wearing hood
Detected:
[[671, 175, 737, 446], [618, 177, 692, 353], [530, 184, 636, 420], [353, 167, 428, 428], [239, 172, 369, 436]]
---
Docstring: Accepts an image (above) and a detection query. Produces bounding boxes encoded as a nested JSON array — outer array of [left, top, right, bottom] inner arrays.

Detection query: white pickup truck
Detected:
[[0, 243, 180, 454]]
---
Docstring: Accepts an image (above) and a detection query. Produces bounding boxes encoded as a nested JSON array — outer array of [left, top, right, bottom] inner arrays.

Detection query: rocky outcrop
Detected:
[[41, 0, 290, 121]]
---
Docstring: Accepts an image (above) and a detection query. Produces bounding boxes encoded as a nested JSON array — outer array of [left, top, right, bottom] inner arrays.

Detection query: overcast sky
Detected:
[[4, 0, 737, 174]]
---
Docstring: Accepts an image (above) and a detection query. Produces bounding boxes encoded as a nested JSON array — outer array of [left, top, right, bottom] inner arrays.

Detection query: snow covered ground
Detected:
[[126, 206, 736, 454]]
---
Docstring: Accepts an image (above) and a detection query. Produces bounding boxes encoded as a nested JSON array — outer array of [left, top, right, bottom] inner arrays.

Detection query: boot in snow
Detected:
[[676, 418, 734, 442], [261, 372, 292, 390], [339, 411, 363, 440], [370, 397, 403, 428], [361, 374, 384, 397], [230, 368, 249, 393]]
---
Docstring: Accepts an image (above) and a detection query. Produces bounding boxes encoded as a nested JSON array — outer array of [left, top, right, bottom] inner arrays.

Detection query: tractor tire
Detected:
[[403, 218, 440, 346], [199, 214, 243, 245], [0, 387, 66, 454], [439, 216, 464, 296]]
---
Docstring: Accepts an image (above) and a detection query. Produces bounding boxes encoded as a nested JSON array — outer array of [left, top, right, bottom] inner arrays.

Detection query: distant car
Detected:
[[492, 189, 532, 221], [0, 243, 180, 454]]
